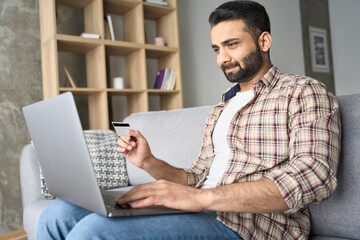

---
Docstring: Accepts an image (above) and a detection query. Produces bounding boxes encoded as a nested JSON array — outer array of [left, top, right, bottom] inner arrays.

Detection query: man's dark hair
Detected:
[[209, 0, 271, 39]]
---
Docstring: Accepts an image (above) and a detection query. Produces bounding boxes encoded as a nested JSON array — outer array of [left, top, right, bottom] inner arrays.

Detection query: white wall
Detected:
[[329, 0, 360, 96], [177, 0, 305, 107]]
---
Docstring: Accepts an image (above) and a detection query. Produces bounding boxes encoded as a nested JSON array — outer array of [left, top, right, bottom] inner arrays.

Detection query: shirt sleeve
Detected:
[[183, 132, 211, 188], [264, 80, 341, 212], [183, 107, 219, 188]]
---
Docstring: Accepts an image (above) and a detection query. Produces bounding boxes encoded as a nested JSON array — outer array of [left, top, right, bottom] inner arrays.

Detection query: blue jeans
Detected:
[[37, 199, 242, 240]]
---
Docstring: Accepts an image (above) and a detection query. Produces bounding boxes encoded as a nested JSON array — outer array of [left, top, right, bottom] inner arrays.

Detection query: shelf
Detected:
[[56, 0, 94, 9], [103, 0, 140, 15], [147, 89, 181, 95], [107, 88, 144, 95], [59, 88, 104, 95], [57, 34, 102, 53], [105, 40, 143, 56], [143, 3, 175, 20], [145, 44, 177, 58], [40, 0, 182, 129]]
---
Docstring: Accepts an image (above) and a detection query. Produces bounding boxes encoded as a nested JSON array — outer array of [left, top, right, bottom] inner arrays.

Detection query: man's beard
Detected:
[[221, 43, 263, 84]]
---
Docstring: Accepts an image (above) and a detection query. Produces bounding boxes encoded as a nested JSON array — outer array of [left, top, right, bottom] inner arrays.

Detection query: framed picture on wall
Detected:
[[309, 26, 330, 73]]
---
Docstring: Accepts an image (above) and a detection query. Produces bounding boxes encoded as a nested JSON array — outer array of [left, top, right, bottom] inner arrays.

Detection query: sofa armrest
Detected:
[[20, 144, 42, 210]]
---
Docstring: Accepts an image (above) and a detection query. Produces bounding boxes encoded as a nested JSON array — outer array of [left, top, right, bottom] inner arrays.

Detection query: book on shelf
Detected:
[[80, 33, 100, 39], [154, 68, 167, 89], [167, 69, 176, 90], [106, 14, 115, 40], [104, 19, 111, 40], [153, 68, 176, 90], [145, 0, 168, 6], [63, 65, 77, 88]]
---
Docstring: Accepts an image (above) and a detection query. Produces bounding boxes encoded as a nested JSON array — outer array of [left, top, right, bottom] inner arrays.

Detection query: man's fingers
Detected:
[[116, 183, 159, 205], [130, 196, 157, 208], [128, 129, 145, 141], [117, 135, 136, 152], [117, 193, 161, 209], [117, 146, 128, 154], [116, 191, 145, 205], [118, 136, 132, 145]]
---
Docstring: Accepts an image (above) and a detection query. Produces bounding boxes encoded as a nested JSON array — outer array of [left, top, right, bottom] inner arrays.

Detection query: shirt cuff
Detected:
[[183, 168, 201, 188], [264, 169, 303, 211]]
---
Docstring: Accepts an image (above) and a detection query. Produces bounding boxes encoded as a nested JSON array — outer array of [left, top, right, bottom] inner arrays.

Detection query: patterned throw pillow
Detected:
[[40, 130, 129, 199]]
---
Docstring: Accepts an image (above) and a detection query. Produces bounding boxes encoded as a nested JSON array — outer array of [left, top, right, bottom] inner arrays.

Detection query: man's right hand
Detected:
[[117, 129, 154, 170]]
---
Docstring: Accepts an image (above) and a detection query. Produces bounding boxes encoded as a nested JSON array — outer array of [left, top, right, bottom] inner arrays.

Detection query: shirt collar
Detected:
[[222, 83, 241, 102], [221, 65, 280, 103], [254, 65, 280, 91]]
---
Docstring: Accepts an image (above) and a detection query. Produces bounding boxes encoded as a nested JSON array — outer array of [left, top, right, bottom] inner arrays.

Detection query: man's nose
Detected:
[[217, 49, 231, 66]]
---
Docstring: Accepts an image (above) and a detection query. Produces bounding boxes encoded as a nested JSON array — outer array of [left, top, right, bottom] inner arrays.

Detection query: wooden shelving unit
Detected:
[[38, 0, 183, 129]]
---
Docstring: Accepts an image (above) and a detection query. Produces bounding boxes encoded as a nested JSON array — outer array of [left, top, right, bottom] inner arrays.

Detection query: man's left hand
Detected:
[[115, 180, 206, 212]]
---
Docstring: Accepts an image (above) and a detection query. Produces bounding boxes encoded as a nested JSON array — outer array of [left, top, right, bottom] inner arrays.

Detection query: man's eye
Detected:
[[228, 42, 239, 48], [213, 48, 219, 53]]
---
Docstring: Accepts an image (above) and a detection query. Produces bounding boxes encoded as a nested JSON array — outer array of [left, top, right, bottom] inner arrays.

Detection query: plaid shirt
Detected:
[[184, 66, 341, 239]]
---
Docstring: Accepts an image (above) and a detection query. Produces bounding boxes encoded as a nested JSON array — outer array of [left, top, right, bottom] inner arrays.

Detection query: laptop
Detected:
[[23, 92, 185, 217]]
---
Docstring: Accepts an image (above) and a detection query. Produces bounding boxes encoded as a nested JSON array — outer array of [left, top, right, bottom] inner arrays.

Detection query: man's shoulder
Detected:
[[270, 70, 338, 111], [272, 70, 331, 97], [276, 71, 325, 89], [263, 66, 327, 93]]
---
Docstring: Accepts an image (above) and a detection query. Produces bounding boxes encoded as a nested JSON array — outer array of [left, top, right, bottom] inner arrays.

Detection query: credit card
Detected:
[[112, 122, 130, 136]]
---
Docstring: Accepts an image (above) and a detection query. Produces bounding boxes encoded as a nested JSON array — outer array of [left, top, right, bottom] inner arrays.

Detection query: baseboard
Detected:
[[0, 229, 27, 240]]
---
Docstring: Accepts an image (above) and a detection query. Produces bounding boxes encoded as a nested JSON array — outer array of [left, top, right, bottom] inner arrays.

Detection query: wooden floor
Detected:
[[0, 230, 27, 240]]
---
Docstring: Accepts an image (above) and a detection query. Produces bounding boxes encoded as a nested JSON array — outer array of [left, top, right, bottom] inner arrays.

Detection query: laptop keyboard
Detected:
[[102, 192, 117, 206], [101, 190, 131, 210]]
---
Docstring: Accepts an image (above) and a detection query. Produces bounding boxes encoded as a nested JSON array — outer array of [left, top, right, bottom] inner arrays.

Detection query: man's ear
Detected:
[[258, 32, 272, 53]]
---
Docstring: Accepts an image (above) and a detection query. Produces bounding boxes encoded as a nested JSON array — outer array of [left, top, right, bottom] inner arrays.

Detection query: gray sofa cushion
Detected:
[[23, 199, 56, 240], [310, 237, 352, 240], [309, 94, 360, 239], [20, 144, 43, 209], [123, 105, 213, 185]]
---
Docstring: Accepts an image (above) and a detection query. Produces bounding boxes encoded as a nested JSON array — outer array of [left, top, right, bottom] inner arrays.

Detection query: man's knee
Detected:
[[66, 214, 118, 240], [37, 199, 91, 240]]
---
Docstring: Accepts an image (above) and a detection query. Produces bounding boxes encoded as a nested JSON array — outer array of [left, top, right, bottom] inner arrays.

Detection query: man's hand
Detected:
[[117, 130, 188, 185], [115, 180, 207, 212], [117, 129, 154, 170]]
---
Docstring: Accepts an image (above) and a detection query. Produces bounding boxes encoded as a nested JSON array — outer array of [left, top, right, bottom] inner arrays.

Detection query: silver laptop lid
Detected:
[[23, 92, 107, 215]]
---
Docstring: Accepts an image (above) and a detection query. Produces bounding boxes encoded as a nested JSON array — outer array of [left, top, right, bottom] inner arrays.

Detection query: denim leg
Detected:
[[36, 199, 92, 240], [67, 211, 242, 240], [37, 199, 243, 240]]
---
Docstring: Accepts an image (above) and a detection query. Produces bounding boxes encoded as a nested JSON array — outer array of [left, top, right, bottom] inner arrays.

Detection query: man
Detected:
[[37, 1, 341, 239]]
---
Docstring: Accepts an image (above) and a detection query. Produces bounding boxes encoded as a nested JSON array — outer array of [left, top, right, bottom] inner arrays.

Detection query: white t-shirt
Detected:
[[201, 90, 254, 189]]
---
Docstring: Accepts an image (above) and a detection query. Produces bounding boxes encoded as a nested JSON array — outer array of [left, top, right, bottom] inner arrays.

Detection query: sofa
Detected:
[[20, 94, 360, 240]]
